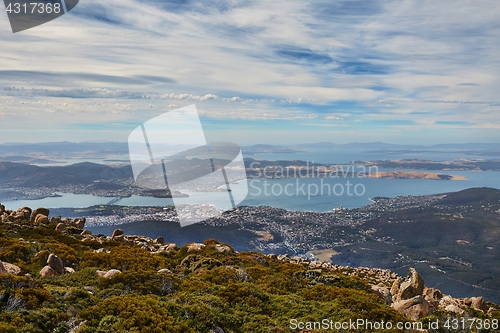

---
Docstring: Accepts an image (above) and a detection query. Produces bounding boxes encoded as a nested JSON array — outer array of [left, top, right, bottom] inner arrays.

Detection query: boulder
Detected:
[[187, 243, 206, 252], [277, 254, 291, 262], [166, 243, 179, 251], [40, 265, 59, 277], [423, 287, 443, 311], [392, 295, 430, 320], [34, 214, 49, 224], [462, 298, 472, 306], [31, 208, 50, 222], [0, 261, 21, 275], [215, 244, 233, 254], [49, 216, 62, 226], [47, 254, 65, 275], [438, 295, 462, 313], [471, 297, 488, 312], [103, 269, 121, 279], [64, 267, 76, 274], [16, 207, 32, 220], [74, 218, 86, 229], [372, 285, 392, 305], [423, 287, 443, 303], [154, 236, 165, 244], [114, 235, 125, 242], [81, 230, 92, 236], [0, 204, 4, 213], [111, 229, 124, 240], [445, 304, 464, 314], [55, 223, 66, 232], [390, 277, 403, 296], [96, 270, 107, 277], [94, 248, 111, 254], [488, 307, 498, 316], [158, 268, 172, 274], [396, 268, 425, 301]]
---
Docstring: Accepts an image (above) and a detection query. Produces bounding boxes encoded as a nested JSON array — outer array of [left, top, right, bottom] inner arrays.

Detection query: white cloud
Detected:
[[1, 0, 500, 143]]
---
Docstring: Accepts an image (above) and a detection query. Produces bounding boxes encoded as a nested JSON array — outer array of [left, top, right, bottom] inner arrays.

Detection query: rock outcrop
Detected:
[[111, 229, 124, 240], [34, 214, 49, 224], [392, 296, 430, 320], [0, 205, 86, 230], [103, 269, 121, 279], [392, 268, 425, 302], [39, 265, 58, 278], [39, 253, 73, 277], [269, 254, 495, 320], [0, 260, 22, 275], [187, 243, 206, 252], [31, 208, 50, 222], [47, 254, 65, 275]]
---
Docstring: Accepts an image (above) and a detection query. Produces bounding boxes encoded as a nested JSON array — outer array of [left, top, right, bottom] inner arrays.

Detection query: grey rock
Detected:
[[49, 216, 62, 226], [471, 297, 487, 312], [396, 268, 424, 301], [103, 269, 121, 279], [31, 208, 50, 222], [47, 254, 64, 274], [0, 260, 22, 275], [154, 236, 165, 244], [392, 295, 430, 320], [40, 265, 59, 277], [55, 223, 66, 232], [111, 229, 124, 240], [64, 267, 75, 274], [34, 214, 49, 224], [74, 218, 86, 229]]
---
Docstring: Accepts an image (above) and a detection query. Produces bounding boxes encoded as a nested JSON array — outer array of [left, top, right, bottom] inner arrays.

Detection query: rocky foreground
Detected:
[[1, 205, 499, 332]]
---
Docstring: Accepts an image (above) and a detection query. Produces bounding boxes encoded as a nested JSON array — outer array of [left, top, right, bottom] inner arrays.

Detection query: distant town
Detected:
[[51, 192, 449, 256]]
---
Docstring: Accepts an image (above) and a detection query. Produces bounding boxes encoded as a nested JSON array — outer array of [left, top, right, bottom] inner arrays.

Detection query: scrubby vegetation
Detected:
[[3, 219, 498, 332]]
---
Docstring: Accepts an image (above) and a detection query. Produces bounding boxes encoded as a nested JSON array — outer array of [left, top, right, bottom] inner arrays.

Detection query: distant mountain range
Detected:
[[0, 141, 498, 157], [0, 162, 133, 186], [295, 142, 500, 150]]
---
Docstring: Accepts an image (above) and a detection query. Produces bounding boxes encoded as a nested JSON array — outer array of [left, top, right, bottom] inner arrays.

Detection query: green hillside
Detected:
[[0, 218, 410, 333], [1, 205, 500, 332]]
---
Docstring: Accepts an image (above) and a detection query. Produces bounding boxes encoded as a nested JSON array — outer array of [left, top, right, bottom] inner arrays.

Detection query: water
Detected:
[[250, 148, 499, 164], [30, 147, 500, 167], [2, 169, 498, 212], [3, 148, 499, 211], [243, 170, 498, 211]]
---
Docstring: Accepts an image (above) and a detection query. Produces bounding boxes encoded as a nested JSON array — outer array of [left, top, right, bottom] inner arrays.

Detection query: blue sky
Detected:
[[1, 0, 500, 145]]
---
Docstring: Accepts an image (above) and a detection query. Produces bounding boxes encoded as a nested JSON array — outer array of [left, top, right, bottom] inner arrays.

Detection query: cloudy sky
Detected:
[[1, 0, 499, 145]]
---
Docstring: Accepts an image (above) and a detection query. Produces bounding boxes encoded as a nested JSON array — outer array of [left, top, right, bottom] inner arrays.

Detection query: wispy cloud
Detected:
[[0, 0, 499, 144]]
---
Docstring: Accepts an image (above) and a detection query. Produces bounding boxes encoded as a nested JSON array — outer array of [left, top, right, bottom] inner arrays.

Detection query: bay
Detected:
[[2, 169, 498, 212]]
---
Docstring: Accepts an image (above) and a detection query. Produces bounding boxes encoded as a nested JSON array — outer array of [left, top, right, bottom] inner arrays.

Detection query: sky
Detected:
[[1, 0, 500, 145]]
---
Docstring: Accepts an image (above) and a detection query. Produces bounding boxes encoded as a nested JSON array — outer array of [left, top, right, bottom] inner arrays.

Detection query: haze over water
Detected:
[[3, 148, 499, 212]]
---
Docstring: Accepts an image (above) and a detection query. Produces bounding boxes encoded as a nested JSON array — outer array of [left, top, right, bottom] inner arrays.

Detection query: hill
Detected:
[[334, 188, 500, 302], [2, 207, 500, 332], [48, 188, 500, 303], [0, 162, 133, 186], [0, 206, 500, 333]]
